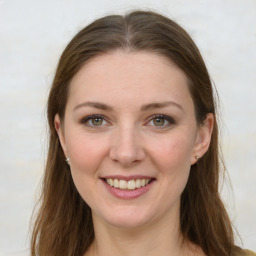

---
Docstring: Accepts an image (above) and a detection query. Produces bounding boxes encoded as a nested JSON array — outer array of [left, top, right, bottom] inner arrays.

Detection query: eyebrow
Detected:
[[74, 102, 113, 111], [141, 101, 183, 111], [74, 101, 183, 112]]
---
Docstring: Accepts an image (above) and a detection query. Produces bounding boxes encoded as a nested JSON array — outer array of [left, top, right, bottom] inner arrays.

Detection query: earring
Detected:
[[65, 157, 70, 165], [195, 155, 200, 159]]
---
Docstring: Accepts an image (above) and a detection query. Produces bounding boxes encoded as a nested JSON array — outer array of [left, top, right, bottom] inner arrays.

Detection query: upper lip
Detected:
[[101, 175, 155, 181]]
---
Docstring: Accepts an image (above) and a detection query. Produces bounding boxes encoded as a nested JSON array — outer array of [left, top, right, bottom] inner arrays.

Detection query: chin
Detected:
[[107, 217, 149, 229], [93, 207, 153, 230]]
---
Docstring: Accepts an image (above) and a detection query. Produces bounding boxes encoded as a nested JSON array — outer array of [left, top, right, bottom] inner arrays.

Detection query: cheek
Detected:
[[65, 131, 108, 174], [65, 133, 108, 204], [149, 133, 195, 169], [146, 135, 194, 215], [147, 133, 194, 197]]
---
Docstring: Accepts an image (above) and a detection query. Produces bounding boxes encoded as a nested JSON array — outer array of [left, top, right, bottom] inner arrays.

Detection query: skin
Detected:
[[55, 51, 213, 256]]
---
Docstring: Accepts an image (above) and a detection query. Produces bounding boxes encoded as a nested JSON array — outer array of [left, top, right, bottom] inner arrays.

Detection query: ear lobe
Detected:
[[191, 113, 214, 165], [54, 114, 67, 156]]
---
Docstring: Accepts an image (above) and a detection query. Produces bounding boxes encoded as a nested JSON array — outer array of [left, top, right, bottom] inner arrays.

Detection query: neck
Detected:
[[86, 211, 201, 256]]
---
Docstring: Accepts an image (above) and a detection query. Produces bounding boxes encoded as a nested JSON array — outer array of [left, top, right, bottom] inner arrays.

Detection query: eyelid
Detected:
[[80, 114, 175, 128], [146, 114, 175, 128], [81, 114, 109, 127]]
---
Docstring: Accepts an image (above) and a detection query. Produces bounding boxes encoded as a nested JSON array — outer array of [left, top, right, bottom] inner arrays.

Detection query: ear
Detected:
[[191, 113, 214, 165], [54, 114, 68, 157]]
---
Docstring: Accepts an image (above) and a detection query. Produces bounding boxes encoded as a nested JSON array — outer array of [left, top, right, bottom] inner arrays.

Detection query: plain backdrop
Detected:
[[0, 0, 255, 255]]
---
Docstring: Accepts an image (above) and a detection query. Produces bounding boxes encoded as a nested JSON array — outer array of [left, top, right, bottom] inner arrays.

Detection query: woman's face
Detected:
[[55, 51, 213, 229]]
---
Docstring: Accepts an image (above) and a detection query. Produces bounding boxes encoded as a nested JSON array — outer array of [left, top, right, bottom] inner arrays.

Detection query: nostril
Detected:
[[109, 143, 146, 166]]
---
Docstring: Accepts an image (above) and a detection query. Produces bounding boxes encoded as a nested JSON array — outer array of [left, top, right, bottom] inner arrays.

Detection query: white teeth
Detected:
[[119, 180, 127, 189], [108, 179, 114, 186], [127, 180, 135, 190], [114, 179, 119, 188], [135, 179, 141, 188], [106, 178, 151, 190]]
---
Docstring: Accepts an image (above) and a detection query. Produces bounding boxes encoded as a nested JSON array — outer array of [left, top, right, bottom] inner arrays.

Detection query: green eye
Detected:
[[153, 117, 165, 126], [81, 115, 107, 127], [147, 115, 175, 129], [91, 117, 103, 126]]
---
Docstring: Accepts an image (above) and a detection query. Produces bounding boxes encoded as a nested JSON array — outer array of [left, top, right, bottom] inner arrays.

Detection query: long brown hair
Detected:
[[31, 10, 239, 256]]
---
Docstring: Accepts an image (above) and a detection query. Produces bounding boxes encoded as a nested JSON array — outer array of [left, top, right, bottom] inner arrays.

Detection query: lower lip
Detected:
[[102, 179, 155, 200]]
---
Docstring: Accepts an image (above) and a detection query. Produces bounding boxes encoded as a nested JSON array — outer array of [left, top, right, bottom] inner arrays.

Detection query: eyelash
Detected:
[[81, 114, 108, 127], [146, 114, 175, 128], [80, 114, 175, 128]]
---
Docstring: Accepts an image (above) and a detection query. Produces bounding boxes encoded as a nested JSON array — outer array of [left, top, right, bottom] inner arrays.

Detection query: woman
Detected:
[[31, 10, 255, 256]]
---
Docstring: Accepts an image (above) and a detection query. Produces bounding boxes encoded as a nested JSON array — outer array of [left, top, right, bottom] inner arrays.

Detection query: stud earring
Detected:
[[195, 155, 200, 159], [65, 157, 70, 165]]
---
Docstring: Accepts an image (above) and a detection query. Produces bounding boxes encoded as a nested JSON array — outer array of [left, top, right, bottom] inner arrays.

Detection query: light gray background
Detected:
[[0, 0, 255, 255]]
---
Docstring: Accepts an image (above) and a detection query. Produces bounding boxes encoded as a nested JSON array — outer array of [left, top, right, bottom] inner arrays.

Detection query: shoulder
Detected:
[[238, 249, 256, 256], [243, 250, 256, 256]]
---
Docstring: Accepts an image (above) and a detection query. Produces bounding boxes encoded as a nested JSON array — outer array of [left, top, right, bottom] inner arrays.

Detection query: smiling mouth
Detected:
[[104, 178, 154, 190]]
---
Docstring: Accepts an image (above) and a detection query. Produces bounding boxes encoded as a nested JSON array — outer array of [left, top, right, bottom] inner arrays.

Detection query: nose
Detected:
[[109, 125, 146, 167]]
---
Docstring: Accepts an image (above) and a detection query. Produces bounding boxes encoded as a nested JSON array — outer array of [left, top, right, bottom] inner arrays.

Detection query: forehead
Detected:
[[67, 51, 194, 110]]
